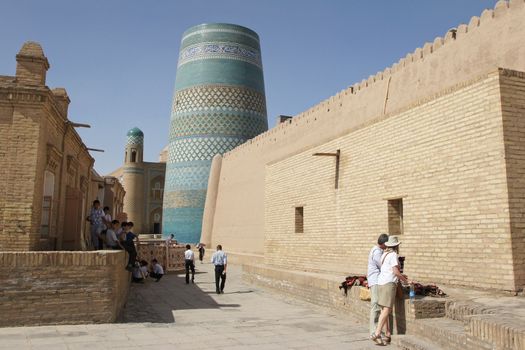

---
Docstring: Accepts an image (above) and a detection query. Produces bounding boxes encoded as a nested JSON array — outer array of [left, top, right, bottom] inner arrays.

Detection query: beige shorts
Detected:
[[377, 282, 397, 308]]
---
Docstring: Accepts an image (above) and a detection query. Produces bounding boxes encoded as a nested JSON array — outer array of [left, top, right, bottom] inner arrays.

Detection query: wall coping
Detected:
[[0, 250, 127, 267]]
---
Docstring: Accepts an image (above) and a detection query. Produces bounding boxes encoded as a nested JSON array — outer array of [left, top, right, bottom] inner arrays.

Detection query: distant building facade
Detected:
[[0, 42, 99, 251], [109, 128, 166, 234]]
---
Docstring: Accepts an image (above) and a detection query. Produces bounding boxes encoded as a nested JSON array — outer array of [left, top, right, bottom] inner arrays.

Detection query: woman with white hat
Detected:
[[370, 236, 410, 345]]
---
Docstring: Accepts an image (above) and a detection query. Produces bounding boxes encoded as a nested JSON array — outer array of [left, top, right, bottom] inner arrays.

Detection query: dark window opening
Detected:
[[388, 199, 403, 235], [131, 150, 137, 163], [295, 207, 304, 233]]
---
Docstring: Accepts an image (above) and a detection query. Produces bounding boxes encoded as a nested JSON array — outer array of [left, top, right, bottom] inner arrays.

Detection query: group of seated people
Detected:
[[98, 220, 165, 281], [131, 259, 164, 283]]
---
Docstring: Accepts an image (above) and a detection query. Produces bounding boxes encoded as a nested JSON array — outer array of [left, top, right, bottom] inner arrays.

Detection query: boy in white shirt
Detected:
[[184, 244, 195, 284], [105, 220, 121, 249], [150, 259, 164, 282], [132, 260, 149, 283]]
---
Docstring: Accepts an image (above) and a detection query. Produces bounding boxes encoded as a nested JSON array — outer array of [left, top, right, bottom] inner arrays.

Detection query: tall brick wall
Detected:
[[0, 102, 44, 251], [210, 1, 525, 260], [500, 70, 525, 289], [264, 70, 518, 291], [0, 251, 130, 326]]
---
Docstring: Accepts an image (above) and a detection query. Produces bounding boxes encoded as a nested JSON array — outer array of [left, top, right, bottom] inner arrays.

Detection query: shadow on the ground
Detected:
[[118, 269, 240, 324]]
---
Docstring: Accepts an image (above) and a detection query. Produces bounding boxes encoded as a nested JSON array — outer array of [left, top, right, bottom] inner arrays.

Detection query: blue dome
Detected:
[[127, 127, 144, 137]]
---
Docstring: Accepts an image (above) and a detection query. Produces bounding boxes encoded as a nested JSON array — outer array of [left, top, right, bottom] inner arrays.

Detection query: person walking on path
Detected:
[[367, 233, 389, 337], [370, 236, 410, 345], [211, 244, 227, 294], [184, 244, 195, 284], [197, 243, 206, 263], [87, 200, 104, 250]]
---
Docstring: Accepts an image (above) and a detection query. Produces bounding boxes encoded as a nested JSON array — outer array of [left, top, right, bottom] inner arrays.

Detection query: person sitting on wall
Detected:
[[99, 206, 112, 248], [150, 259, 164, 282], [120, 222, 138, 271], [132, 260, 149, 283], [105, 220, 121, 250], [165, 234, 175, 246]]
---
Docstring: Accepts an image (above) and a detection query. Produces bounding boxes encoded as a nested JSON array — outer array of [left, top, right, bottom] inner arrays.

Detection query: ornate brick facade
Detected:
[[0, 42, 97, 251]]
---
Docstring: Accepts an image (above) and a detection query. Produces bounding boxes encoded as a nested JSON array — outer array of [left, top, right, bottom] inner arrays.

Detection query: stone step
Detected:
[[409, 317, 493, 350], [445, 299, 525, 349], [396, 334, 446, 350], [445, 299, 497, 323]]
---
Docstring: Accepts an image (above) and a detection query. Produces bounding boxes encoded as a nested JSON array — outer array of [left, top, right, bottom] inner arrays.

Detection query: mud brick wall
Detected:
[[263, 70, 518, 291], [0, 251, 130, 326]]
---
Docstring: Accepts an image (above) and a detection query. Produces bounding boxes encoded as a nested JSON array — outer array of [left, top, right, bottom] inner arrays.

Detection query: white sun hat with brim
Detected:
[[385, 236, 401, 247]]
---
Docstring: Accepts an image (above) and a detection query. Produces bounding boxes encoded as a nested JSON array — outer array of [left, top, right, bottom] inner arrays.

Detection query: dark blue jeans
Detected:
[[214, 265, 226, 292]]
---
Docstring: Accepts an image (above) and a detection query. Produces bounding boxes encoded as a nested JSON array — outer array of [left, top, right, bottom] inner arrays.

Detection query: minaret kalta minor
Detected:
[[163, 23, 268, 243]]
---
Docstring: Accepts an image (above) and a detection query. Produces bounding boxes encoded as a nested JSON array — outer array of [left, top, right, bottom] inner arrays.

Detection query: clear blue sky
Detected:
[[0, 0, 497, 175]]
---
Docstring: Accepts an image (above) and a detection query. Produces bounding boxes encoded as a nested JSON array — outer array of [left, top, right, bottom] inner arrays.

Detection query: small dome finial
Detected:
[[18, 41, 46, 58]]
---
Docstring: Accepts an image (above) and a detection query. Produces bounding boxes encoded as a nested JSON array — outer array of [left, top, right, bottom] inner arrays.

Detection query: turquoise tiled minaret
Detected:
[[162, 23, 268, 243]]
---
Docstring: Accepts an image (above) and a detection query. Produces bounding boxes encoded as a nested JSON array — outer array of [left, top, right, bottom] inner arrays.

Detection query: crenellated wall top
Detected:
[[223, 0, 525, 159]]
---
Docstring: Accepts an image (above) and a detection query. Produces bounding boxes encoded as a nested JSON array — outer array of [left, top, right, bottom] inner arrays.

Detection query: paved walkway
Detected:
[[0, 262, 396, 349]]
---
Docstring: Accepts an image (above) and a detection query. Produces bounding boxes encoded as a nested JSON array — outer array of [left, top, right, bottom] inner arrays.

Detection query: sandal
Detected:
[[370, 333, 384, 345], [383, 335, 391, 344]]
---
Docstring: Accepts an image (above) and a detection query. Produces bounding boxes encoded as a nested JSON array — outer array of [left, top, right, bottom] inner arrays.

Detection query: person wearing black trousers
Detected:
[[211, 244, 227, 294], [197, 243, 205, 263], [184, 244, 195, 284]]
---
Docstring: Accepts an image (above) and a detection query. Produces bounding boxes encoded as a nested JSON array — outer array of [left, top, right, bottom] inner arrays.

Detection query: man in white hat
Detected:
[[367, 233, 389, 337]]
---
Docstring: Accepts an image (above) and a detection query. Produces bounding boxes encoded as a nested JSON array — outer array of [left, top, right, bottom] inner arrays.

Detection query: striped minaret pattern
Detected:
[[162, 23, 268, 243]]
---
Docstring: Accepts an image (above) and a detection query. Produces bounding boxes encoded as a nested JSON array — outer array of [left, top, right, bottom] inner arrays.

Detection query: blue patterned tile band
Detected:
[[162, 23, 268, 243], [126, 135, 144, 146], [178, 42, 262, 68]]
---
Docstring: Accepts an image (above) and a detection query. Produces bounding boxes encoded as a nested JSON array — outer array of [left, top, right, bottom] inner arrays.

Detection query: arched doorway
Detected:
[[150, 207, 162, 234]]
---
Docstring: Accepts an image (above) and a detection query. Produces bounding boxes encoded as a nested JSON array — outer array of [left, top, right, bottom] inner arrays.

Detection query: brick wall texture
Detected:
[[0, 43, 95, 251], [0, 251, 130, 326], [263, 70, 522, 292], [209, 2, 525, 263], [208, 2, 525, 292]]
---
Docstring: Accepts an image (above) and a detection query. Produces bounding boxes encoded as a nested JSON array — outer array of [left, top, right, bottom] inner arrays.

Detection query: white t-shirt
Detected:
[[140, 265, 148, 277], [185, 249, 194, 260], [153, 263, 164, 275], [132, 267, 142, 279], [377, 251, 400, 285], [106, 229, 118, 247], [103, 214, 112, 229], [367, 246, 383, 287]]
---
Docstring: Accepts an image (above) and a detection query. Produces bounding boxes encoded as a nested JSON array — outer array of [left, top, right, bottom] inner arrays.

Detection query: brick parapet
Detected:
[[0, 250, 130, 326], [223, 1, 525, 161]]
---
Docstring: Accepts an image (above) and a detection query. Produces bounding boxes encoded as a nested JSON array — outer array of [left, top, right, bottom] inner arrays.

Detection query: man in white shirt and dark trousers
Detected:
[[367, 233, 389, 337], [184, 244, 195, 284], [211, 244, 227, 294]]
